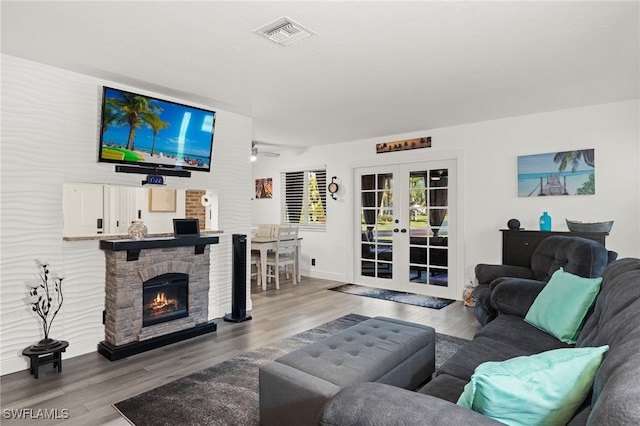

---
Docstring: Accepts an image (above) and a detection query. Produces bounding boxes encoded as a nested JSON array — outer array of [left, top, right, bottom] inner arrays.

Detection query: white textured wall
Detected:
[[252, 99, 640, 288], [0, 55, 253, 374]]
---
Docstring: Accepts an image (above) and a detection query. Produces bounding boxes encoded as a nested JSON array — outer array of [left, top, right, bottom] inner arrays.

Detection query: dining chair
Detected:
[[264, 225, 298, 289], [256, 224, 274, 237], [250, 252, 261, 288]]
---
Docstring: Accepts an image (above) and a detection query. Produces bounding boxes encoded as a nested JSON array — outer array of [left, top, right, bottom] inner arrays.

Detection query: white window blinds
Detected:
[[280, 168, 327, 231]]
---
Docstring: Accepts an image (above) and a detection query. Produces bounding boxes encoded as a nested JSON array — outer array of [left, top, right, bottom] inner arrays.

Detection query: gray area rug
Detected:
[[114, 314, 468, 426], [329, 284, 455, 309]]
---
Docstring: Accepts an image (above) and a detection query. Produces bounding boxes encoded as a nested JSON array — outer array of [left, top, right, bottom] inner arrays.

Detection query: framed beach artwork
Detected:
[[255, 178, 273, 199], [517, 149, 595, 197]]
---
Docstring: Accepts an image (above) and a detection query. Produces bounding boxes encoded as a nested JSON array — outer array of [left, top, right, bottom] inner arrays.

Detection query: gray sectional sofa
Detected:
[[320, 258, 640, 426]]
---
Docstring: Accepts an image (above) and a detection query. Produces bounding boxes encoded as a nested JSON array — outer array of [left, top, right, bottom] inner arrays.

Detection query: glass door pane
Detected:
[[408, 170, 429, 284], [409, 168, 449, 287], [360, 173, 394, 279]]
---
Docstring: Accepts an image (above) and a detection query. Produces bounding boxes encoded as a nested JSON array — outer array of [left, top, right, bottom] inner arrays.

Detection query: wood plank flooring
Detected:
[[0, 276, 480, 425]]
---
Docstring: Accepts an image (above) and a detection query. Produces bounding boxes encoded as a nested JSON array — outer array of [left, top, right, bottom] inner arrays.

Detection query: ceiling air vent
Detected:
[[254, 17, 315, 47]]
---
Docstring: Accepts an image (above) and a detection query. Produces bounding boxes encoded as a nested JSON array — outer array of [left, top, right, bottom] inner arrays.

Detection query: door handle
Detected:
[[393, 228, 399, 233], [400, 228, 407, 233]]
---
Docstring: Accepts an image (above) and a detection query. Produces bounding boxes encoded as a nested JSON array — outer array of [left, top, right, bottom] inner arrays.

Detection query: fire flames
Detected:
[[145, 291, 178, 318]]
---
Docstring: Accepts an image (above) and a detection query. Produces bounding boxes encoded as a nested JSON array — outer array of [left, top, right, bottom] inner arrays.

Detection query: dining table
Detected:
[[251, 236, 302, 289]]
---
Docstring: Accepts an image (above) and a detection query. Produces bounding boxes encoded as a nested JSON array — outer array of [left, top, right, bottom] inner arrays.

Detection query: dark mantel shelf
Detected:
[[65, 230, 222, 242], [100, 236, 219, 251], [100, 236, 219, 261]]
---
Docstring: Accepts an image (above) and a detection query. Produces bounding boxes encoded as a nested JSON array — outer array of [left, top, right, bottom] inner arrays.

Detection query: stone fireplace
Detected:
[[98, 236, 219, 360]]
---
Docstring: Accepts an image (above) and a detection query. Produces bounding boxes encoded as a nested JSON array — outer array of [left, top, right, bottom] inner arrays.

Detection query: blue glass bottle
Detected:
[[539, 212, 552, 231]]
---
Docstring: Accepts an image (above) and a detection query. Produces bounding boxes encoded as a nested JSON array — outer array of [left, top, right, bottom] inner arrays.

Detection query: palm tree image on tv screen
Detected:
[[99, 87, 216, 172]]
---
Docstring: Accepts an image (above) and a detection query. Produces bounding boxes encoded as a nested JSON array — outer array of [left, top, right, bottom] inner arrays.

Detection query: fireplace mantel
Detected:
[[100, 236, 219, 251], [100, 236, 219, 261]]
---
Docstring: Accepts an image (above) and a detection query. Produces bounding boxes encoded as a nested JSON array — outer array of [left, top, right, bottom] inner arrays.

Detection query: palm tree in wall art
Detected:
[[553, 149, 595, 195], [553, 149, 595, 171]]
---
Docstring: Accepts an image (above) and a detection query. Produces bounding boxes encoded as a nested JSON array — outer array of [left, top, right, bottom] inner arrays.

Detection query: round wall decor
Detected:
[[328, 176, 339, 200]]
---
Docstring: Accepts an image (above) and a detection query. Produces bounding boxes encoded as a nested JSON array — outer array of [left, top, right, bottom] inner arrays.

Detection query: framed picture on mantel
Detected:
[[149, 188, 177, 212]]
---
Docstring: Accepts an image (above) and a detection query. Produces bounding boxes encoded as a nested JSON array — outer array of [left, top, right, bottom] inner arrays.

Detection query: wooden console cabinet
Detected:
[[501, 230, 608, 268]]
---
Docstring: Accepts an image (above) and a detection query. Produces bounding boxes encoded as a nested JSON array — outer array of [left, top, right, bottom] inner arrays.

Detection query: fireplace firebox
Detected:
[[142, 273, 188, 327]]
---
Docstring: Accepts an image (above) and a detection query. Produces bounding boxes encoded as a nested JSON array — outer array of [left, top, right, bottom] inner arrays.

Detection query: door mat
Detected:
[[329, 283, 455, 309]]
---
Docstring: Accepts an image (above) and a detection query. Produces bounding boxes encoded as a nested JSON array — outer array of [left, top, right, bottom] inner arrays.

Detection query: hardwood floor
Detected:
[[0, 276, 480, 425]]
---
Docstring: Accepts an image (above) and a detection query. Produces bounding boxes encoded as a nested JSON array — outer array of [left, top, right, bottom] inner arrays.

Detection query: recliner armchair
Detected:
[[473, 235, 616, 326]]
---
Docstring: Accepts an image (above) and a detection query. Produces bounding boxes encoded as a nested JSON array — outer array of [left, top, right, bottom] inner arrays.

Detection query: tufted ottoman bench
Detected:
[[259, 316, 435, 426]]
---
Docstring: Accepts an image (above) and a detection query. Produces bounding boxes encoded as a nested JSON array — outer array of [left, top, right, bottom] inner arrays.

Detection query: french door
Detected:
[[354, 159, 457, 299]]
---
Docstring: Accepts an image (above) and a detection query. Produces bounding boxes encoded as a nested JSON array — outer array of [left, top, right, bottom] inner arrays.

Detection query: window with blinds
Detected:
[[280, 168, 327, 231]]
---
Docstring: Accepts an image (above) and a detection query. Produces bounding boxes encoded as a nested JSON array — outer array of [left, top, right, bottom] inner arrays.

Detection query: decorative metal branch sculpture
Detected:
[[28, 260, 64, 349]]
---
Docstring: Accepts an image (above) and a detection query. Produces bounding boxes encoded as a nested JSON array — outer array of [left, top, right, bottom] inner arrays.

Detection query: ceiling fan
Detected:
[[251, 141, 281, 161]]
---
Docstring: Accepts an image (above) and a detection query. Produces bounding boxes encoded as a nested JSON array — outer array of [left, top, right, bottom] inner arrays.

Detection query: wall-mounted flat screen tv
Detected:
[[99, 86, 216, 172]]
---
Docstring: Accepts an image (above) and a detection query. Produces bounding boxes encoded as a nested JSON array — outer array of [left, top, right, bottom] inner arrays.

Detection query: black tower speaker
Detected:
[[224, 234, 252, 323]]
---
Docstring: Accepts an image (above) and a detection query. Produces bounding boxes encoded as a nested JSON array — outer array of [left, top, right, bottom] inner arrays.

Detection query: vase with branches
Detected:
[[28, 260, 64, 349]]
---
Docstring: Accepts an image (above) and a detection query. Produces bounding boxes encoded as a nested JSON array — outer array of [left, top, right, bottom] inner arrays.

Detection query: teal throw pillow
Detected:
[[456, 345, 609, 426], [524, 267, 602, 343]]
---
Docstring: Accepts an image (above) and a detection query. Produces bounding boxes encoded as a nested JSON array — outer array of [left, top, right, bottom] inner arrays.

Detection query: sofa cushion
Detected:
[[475, 315, 572, 353], [418, 373, 470, 403], [437, 315, 571, 382], [490, 278, 546, 318], [530, 236, 609, 282], [436, 336, 529, 381], [525, 268, 602, 343], [456, 346, 609, 426]]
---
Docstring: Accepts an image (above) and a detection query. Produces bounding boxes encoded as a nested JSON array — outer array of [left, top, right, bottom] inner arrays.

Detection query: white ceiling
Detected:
[[2, 1, 639, 148]]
